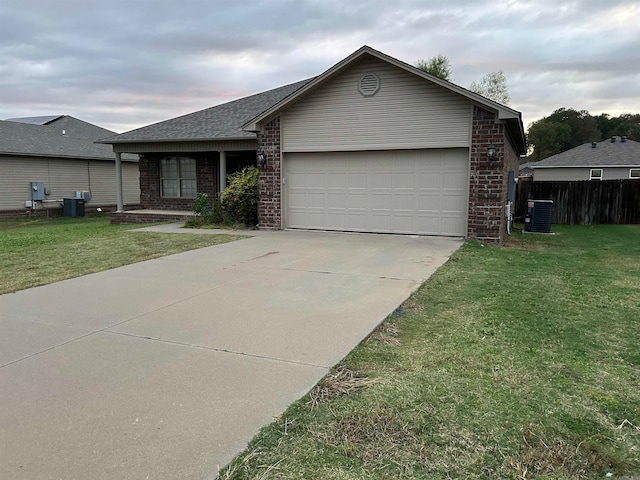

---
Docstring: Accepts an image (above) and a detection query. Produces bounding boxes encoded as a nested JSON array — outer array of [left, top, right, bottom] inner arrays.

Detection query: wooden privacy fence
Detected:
[[515, 180, 640, 225]]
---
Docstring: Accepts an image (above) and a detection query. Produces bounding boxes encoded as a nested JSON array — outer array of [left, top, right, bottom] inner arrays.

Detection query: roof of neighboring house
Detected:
[[101, 46, 526, 154], [532, 137, 640, 168], [519, 161, 538, 176], [0, 116, 137, 161], [519, 161, 538, 170], [5, 115, 65, 125], [99, 79, 314, 144]]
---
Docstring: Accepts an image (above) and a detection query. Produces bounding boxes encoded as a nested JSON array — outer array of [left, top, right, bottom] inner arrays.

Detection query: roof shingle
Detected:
[[101, 78, 314, 144], [1, 116, 137, 161], [533, 137, 640, 168]]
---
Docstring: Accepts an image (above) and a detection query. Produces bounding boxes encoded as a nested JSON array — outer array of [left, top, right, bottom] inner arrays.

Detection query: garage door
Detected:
[[285, 149, 468, 236]]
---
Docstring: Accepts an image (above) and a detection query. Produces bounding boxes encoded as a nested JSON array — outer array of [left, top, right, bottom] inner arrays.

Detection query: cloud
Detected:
[[1, 0, 638, 132]]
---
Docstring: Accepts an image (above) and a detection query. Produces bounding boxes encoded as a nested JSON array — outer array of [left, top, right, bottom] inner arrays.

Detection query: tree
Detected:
[[415, 54, 452, 81], [414, 56, 511, 105], [527, 108, 600, 161], [469, 70, 510, 105], [595, 113, 640, 141]]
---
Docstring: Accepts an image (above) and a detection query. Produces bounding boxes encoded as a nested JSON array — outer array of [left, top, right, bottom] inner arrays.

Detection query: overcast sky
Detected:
[[1, 0, 638, 134]]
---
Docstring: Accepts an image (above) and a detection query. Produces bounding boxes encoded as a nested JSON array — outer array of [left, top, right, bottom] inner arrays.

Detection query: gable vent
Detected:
[[358, 73, 380, 97]]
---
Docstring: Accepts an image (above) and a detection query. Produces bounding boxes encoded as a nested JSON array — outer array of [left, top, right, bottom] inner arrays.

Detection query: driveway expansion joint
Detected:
[[279, 266, 415, 282], [103, 329, 330, 370]]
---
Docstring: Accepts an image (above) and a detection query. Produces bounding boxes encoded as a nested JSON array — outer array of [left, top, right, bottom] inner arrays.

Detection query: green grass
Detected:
[[218, 225, 640, 480], [0, 216, 244, 294]]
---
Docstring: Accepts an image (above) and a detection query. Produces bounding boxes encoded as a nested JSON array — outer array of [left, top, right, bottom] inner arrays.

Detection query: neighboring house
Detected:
[[0, 115, 140, 217], [101, 46, 526, 243], [518, 162, 537, 178], [532, 136, 640, 181]]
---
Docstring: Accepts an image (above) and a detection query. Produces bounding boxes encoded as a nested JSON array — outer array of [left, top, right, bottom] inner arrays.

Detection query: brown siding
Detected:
[[281, 57, 471, 152], [0, 155, 139, 211], [534, 167, 637, 181], [113, 140, 257, 154]]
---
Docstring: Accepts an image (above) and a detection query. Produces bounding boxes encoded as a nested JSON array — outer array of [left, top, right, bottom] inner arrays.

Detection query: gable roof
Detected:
[[242, 45, 526, 154], [5, 115, 64, 125], [532, 137, 640, 168], [100, 79, 313, 144], [0, 116, 137, 161], [519, 161, 538, 170], [100, 46, 526, 154]]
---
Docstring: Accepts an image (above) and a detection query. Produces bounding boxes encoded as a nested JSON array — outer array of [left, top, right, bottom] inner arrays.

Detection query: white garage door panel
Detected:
[[285, 149, 468, 236]]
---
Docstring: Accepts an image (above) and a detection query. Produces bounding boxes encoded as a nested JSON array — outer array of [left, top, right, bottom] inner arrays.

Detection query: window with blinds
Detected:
[[161, 156, 197, 198]]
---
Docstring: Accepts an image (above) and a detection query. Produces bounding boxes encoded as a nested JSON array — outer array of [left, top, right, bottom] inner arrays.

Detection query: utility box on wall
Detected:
[[63, 198, 85, 218], [30, 182, 45, 201]]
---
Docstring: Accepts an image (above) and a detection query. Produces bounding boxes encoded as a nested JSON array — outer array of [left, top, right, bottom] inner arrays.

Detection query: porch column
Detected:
[[115, 152, 124, 212], [219, 150, 226, 195]]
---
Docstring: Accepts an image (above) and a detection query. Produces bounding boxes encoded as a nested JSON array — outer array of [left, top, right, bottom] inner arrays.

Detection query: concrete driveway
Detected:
[[0, 227, 461, 479]]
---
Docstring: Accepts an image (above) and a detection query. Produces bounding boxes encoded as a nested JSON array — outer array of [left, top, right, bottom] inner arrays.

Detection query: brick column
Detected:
[[138, 155, 158, 209], [256, 117, 282, 229], [468, 107, 509, 244]]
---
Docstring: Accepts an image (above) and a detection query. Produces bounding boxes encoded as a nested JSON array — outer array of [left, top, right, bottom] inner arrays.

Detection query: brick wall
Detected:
[[0, 204, 138, 220], [0, 208, 63, 219], [110, 211, 194, 224], [139, 154, 218, 210], [468, 106, 519, 244], [255, 109, 520, 243], [256, 117, 282, 229]]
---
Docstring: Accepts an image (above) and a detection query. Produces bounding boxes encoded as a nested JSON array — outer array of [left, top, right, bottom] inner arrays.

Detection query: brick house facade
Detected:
[[467, 106, 521, 243], [105, 46, 525, 244], [138, 153, 218, 210], [256, 107, 521, 244]]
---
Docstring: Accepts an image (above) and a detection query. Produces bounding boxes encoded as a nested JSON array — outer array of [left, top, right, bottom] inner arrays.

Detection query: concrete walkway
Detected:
[[0, 227, 461, 479]]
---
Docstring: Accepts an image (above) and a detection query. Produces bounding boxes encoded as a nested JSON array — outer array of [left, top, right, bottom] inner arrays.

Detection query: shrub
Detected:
[[192, 192, 211, 218], [210, 196, 224, 224], [220, 166, 259, 226], [185, 192, 212, 227]]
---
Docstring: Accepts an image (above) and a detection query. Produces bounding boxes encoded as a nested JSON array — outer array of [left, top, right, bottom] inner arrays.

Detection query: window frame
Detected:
[[630, 168, 640, 179], [160, 156, 197, 198], [589, 168, 603, 180]]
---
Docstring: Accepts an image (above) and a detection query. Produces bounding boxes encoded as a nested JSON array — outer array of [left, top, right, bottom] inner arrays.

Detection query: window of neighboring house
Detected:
[[589, 168, 603, 180], [160, 156, 197, 197], [630, 169, 640, 179]]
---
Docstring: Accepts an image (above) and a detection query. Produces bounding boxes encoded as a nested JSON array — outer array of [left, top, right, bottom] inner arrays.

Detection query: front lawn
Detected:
[[219, 225, 640, 479], [0, 216, 244, 294]]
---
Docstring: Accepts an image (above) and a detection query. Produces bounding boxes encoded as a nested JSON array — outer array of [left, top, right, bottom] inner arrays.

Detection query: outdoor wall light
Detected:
[[487, 144, 497, 161], [257, 152, 267, 167]]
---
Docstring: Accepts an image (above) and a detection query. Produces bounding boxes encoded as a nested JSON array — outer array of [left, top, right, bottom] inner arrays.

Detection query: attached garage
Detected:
[[105, 45, 526, 244], [245, 47, 526, 243], [284, 149, 469, 236]]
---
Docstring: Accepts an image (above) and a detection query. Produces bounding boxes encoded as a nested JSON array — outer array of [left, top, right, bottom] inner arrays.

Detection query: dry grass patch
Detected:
[[369, 322, 401, 346], [217, 450, 283, 480], [504, 423, 624, 479], [307, 366, 377, 409]]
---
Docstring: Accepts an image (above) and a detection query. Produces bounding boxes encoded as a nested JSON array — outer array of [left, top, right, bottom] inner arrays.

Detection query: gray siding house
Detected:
[[532, 136, 640, 181], [102, 46, 527, 243], [0, 116, 139, 217]]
